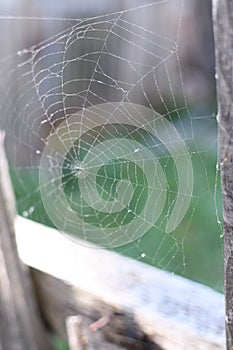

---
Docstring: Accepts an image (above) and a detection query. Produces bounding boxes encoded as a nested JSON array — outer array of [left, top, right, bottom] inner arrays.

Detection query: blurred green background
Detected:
[[11, 107, 223, 294]]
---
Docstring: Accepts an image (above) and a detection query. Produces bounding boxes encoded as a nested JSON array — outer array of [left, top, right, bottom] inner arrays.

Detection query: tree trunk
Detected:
[[212, 0, 233, 348], [0, 132, 52, 350]]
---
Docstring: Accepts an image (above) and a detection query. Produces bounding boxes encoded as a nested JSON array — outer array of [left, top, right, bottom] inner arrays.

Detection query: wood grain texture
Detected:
[[212, 0, 233, 348], [0, 133, 52, 350], [15, 216, 225, 350]]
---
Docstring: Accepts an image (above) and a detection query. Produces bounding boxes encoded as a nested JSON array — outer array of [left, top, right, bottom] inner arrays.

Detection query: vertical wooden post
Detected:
[[0, 132, 52, 350], [212, 0, 233, 348]]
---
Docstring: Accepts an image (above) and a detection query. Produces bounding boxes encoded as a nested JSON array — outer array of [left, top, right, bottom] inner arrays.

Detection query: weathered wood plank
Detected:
[[0, 132, 52, 350], [212, 0, 233, 348], [15, 216, 225, 350]]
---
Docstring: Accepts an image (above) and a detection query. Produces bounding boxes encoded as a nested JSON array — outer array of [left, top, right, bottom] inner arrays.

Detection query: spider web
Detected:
[[0, 0, 223, 290]]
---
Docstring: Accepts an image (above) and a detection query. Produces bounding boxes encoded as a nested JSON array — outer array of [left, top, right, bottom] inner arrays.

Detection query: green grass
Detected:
[[11, 139, 223, 292], [51, 336, 69, 350]]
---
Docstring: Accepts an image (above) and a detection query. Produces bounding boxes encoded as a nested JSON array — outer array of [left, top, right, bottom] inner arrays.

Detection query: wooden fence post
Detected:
[[212, 0, 233, 348], [0, 132, 52, 350]]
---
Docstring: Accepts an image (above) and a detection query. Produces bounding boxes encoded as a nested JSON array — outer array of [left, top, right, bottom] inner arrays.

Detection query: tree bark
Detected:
[[212, 0, 233, 348], [0, 132, 52, 350]]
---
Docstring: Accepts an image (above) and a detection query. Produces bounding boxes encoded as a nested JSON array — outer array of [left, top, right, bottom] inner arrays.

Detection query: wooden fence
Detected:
[[16, 216, 225, 350], [1, 0, 232, 348]]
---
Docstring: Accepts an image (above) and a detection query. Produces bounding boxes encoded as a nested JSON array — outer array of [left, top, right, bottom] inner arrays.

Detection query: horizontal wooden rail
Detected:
[[15, 216, 225, 350]]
